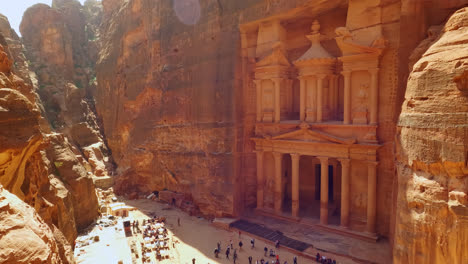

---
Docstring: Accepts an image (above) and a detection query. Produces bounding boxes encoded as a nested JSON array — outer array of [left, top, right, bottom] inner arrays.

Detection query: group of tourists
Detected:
[[316, 253, 337, 264], [213, 237, 299, 264]]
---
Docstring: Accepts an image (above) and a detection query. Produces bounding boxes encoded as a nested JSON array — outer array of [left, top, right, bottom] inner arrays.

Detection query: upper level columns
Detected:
[[316, 74, 326, 122], [306, 77, 317, 122], [255, 151, 264, 209], [273, 78, 281, 123], [342, 70, 352, 124], [299, 78, 306, 121], [273, 152, 284, 214], [290, 153, 301, 218], [369, 68, 379, 125], [367, 161, 378, 234], [318, 156, 329, 225], [254, 80, 262, 122]]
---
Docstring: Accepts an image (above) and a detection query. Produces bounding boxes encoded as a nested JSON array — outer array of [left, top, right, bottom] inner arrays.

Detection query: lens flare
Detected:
[[173, 0, 201, 25]]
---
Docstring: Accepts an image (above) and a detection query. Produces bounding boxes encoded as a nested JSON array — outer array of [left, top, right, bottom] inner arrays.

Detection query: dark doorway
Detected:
[[328, 165, 334, 202], [314, 164, 334, 201], [315, 165, 321, 200]]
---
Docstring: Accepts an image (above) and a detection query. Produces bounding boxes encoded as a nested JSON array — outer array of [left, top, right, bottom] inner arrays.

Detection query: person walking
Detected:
[[233, 249, 238, 264], [238, 231, 242, 238], [217, 242, 221, 252], [248, 256, 253, 264], [239, 241, 243, 251], [226, 247, 230, 259], [264, 246, 268, 256], [293, 256, 297, 264], [192, 258, 195, 264], [177, 217, 180, 226], [251, 238, 255, 249]]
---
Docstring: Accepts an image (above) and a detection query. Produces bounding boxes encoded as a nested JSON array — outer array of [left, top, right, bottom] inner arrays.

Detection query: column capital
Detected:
[[317, 156, 329, 163], [290, 153, 301, 160], [253, 79, 262, 86], [338, 158, 351, 166], [328, 74, 338, 80], [272, 152, 283, 159], [341, 70, 352, 77], [317, 74, 327, 80], [368, 68, 380, 75], [254, 150, 264, 155]]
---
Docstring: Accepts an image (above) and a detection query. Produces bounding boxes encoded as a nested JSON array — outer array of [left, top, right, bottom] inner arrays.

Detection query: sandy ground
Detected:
[[75, 197, 353, 264]]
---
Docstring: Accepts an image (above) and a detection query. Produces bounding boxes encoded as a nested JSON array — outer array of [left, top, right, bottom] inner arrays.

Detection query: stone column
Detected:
[[254, 80, 262, 122], [306, 76, 317, 122], [256, 151, 264, 209], [369, 68, 379, 125], [273, 78, 281, 123], [328, 75, 335, 119], [299, 78, 306, 121], [317, 74, 325, 122], [273, 152, 284, 214], [290, 153, 300, 217], [334, 76, 339, 118], [342, 71, 352, 124], [338, 158, 350, 227], [367, 161, 378, 233], [318, 156, 329, 225]]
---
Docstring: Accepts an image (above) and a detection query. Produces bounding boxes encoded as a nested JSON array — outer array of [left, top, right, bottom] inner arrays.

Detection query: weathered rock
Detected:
[[0, 185, 70, 264], [0, 13, 99, 260], [20, 1, 111, 184], [395, 7, 468, 264]]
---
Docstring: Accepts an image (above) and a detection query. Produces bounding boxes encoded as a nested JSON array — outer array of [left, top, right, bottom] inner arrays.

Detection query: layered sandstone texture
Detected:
[[0, 186, 72, 264], [0, 13, 98, 261], [394, 7, 468, 264], [20, 0, 113, 181]]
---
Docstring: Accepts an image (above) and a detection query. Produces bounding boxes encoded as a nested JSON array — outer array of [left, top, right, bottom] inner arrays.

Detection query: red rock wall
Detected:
[[394, 7, 468, 263], [0, 10, 100, 262]]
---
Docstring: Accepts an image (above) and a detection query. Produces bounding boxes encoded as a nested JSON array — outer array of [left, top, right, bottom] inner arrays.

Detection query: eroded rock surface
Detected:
[[0, 186, 71, 264], [0, 13, 99, 262], [395, 7, 468, 264]]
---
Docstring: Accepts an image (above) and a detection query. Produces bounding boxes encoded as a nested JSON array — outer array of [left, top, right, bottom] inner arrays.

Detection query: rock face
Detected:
[[0, 186, 71, 264], [394, 7, 468, 264], [0, 12, 99, 263], [20, 1, 113, 181]]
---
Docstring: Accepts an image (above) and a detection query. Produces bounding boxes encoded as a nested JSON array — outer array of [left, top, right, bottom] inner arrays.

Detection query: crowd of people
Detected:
[[315, 253, 337, 264], [206, 230, 340, 264], [212, 233, 300, 264]]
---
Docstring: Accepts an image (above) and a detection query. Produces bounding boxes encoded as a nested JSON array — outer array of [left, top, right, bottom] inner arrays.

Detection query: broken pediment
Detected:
[[335, 27, 385, 57], [256, 42, 291, 68], [270, 123, 356, 144]]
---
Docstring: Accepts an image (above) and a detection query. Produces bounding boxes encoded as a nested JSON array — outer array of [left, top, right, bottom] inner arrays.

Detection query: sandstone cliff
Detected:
[[0, 12, 99, 263], [394, 7, 468, 264], [20, 1, 112, 182], [0, 185, 72, 264]]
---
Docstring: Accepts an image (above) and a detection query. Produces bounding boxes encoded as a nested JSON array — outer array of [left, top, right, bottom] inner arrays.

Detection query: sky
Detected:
[[0, 0, 89, 36]]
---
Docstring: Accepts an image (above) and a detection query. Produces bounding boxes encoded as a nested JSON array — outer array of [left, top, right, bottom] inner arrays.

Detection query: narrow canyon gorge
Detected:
[[0, 0, 467, 263]]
